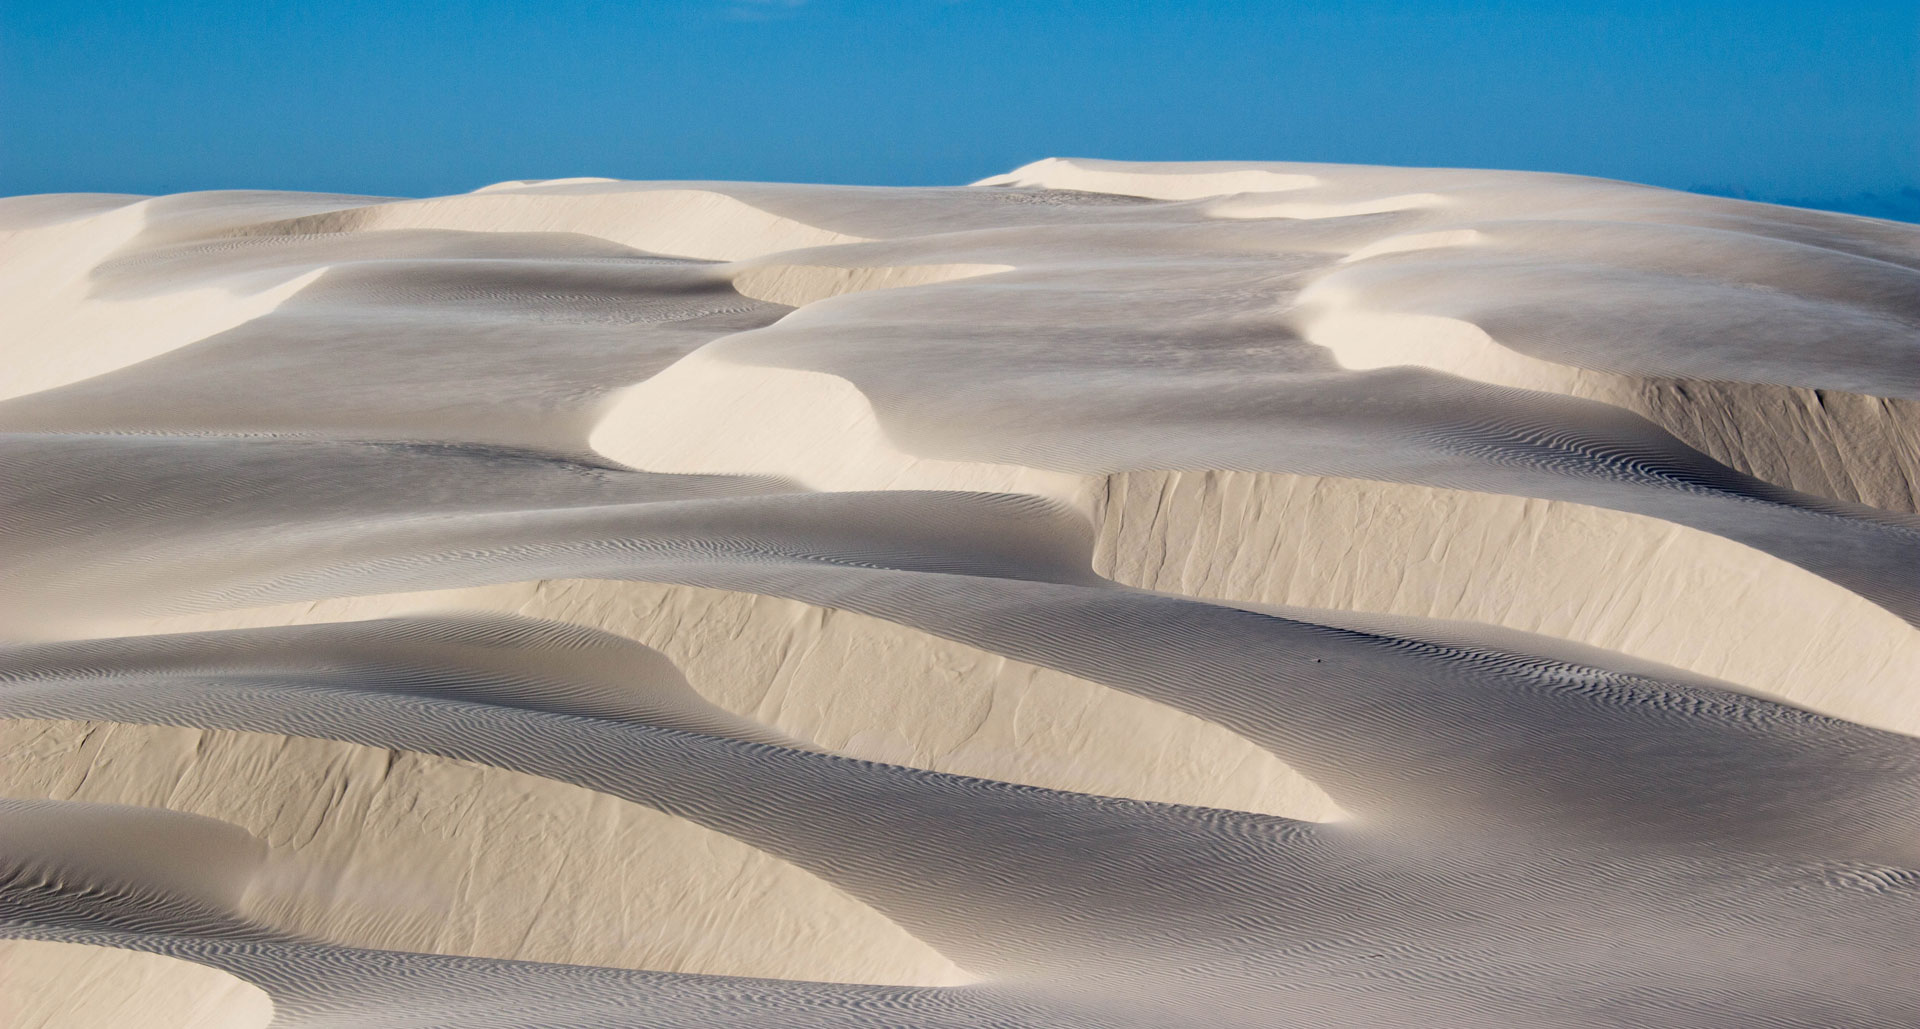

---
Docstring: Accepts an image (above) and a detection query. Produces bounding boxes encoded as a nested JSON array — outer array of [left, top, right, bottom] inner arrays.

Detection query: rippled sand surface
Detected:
[[3, 158, 1917, 1029]]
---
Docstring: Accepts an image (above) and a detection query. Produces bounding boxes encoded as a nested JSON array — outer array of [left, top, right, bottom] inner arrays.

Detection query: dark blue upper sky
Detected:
[[4, 0, 1915, 210]]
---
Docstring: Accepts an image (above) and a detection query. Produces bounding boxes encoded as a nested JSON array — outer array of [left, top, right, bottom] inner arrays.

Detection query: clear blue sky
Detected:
[[3, 0, 1915, 206]]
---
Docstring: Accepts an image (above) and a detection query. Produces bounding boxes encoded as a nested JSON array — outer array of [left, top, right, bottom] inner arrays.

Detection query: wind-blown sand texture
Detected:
[[2, 157, 1917, 1029]]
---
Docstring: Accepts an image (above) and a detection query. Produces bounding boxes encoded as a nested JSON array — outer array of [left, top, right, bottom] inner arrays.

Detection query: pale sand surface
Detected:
[[0, 939, 272, 1029], [2, 158, 1916, 1028]]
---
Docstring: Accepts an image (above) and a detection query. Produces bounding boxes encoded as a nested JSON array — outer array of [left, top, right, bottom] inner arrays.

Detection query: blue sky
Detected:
[[3, 0, 1915, 210]]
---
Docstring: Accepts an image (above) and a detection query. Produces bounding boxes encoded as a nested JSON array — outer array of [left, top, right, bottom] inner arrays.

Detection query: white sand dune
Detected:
[[2, 159, 1916, 1029]]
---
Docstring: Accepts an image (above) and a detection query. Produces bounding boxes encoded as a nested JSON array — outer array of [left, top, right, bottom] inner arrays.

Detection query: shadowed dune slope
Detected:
[[3, 160, 1917, 1029]]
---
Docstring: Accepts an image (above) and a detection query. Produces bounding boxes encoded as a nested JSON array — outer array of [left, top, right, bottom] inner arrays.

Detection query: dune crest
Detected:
[[4, 159, 1917, 1029]]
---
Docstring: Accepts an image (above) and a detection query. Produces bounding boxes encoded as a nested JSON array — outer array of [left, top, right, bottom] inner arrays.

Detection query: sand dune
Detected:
[[3, 159, 1917, 1028]]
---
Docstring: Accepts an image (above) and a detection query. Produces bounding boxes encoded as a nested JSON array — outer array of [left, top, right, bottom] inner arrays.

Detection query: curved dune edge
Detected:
[[0, 719, 972, 986], [728, 262, 1013, 308], [0, 939, 273, 1029], [0, 199, 326, 401], [230, 187, 869, 262], [590, 348, 1085, 502], [976, 158, 1918, 517], [1299, 303, 1920, 513], [585, 343, 1915, 733], [82, 582, 1342, 822], [1095, 468, 1920, 736]]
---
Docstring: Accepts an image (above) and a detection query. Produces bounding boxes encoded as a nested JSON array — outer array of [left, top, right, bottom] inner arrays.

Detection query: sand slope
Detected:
[[2, 159, 1916, 1028]]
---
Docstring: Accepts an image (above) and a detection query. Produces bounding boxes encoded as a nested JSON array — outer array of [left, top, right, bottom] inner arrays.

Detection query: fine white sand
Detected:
[[2, 158, 1916, 1029]]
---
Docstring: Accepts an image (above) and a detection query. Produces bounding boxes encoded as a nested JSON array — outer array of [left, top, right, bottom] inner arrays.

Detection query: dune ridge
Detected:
[[2, 159, 1916, 1028]]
